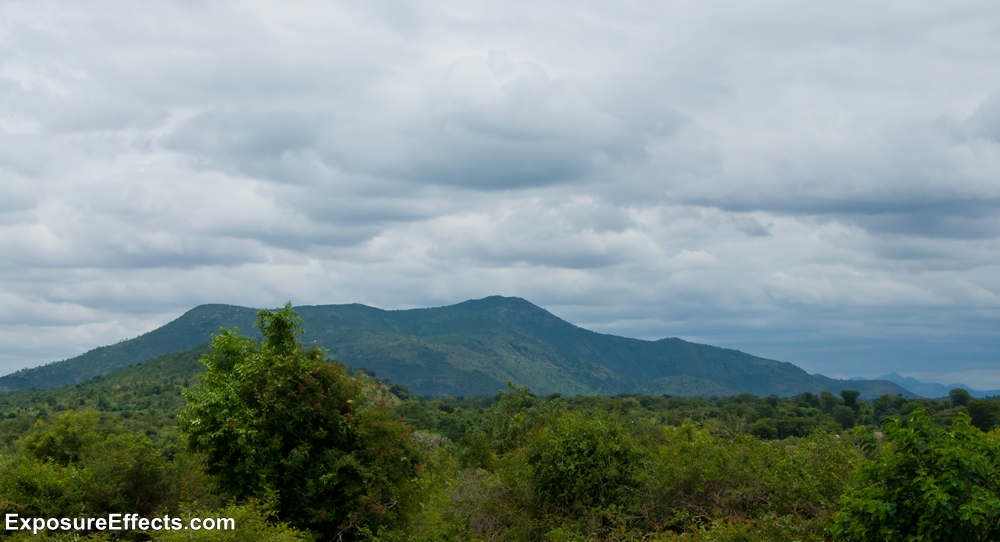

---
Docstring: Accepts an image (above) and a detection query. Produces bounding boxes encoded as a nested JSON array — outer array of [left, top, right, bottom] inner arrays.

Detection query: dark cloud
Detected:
[[692, 194, 1000, 240], [851, 212, 1000, 240]]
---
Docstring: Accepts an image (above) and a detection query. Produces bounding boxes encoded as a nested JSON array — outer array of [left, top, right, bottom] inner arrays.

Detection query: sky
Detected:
[[2, 0, 1000, 387]]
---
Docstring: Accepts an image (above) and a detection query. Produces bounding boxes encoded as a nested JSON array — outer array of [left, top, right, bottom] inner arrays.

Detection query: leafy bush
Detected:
[[528, 411, 642, 516], [833, 409, 1000, 542], [653, 515, 830, 542], [646, 422, 858, 528], [156, 498, 307, 542], [0, 409, 177, 520], [18, 409, 100, 466]]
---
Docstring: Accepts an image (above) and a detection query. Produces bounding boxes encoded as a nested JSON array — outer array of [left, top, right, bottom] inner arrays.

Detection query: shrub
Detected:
[[528, 411, 642, 516], [647, 423, 858, 527], [833, 409, 1000, 542], [156, 498, 307, 542], [0, 409, 176, 519]]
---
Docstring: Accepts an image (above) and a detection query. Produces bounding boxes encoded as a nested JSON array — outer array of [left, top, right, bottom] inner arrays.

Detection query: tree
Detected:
[[950, 388, 972, 407], [833, 409, 1000, 542], [19, 409, 100, 466], [968, 400, 1000, 432], [749, 418, 778, 440], [180, 303, 420, 538], [840, 390, 861, 409], [820, 391, 841, 414], [831, 405, 856, 429]]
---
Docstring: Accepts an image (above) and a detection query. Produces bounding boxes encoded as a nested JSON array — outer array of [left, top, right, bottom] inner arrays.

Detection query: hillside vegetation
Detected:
[[0, 306, 997, 541], [0, 297, 912, 399]]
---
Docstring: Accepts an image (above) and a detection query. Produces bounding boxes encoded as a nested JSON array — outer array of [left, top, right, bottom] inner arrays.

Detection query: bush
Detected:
[[0, 409, 176, 519], [654, 515, 829, 542], [647, 423, 858, 528], [155, 498, 307, 542], [528, 411, 642, 516], [833, 409, 1000, 541]]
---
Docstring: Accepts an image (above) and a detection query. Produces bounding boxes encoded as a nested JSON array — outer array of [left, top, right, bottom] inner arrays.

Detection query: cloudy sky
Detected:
[[2, 1, 1000, 386]]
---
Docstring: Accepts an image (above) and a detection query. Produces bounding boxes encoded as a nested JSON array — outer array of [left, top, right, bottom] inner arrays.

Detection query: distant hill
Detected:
[[0, 346, 209, 448], [0, 305, 259, 393], [0, 296, 913, 399], [863, 372, 1000, 399]]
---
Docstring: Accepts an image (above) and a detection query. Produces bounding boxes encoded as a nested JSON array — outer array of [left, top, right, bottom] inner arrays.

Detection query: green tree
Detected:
[[949, 388, 971, 407], [833, 409, 1000, 542], [179, 303, 420, 538], [750, 418, 778, 440], [460, 383, 563, 468], [832, 405, 856, 429], [840, 390, 861, 409], [820, 391, 841, 414], [968, 400, 1000, 432]]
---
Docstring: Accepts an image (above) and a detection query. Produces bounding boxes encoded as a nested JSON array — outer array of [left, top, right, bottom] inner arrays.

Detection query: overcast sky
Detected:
[[2, 0, 1000, 387]]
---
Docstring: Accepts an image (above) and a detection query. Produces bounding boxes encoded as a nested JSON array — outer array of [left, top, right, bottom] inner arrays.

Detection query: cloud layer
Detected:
[[2, 0, 1000, 385]]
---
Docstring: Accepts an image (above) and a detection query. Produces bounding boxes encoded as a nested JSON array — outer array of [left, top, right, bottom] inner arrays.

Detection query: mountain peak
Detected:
[[452, 295, 538, 311]]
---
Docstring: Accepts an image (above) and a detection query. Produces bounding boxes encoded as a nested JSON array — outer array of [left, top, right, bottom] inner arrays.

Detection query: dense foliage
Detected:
[[0, 346, 207, 452], [0, 305, 998, 540], [527, 411, 641, 515], [0, 410, 175, 519], [180, 303, 420, 538], [385, 386, 860, 541], [834, 409, 1000, 541]]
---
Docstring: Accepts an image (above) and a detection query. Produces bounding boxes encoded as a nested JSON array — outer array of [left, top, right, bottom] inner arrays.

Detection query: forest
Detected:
[[0, 305, 999, 541]]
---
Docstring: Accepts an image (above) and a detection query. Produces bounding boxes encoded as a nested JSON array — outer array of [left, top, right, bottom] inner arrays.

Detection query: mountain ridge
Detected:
[[0, 296, 914, 399], [860, 372, 1000, 399]]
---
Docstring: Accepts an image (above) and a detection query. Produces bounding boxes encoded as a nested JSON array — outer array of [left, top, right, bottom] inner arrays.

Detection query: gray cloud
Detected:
[[164, 110, 322, 181], [314, 50, 663, 190], [2, 0, 1000, 387], [967, 92, 1000, 142]]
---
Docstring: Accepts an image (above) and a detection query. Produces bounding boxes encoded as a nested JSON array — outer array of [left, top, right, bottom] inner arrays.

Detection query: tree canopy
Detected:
[[179, 303, 419, 538]]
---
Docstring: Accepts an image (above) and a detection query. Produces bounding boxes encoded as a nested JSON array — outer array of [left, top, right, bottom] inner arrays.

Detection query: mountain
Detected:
[[0, 296, 913, 399], [0, 305, 259, 393], [867, 372, 1000, 399]]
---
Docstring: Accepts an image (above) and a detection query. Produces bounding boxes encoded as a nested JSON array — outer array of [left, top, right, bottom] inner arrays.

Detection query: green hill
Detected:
[[0, 296, 913, 398], [0, 305, 257, 393], [0, 345, 209, 448]]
